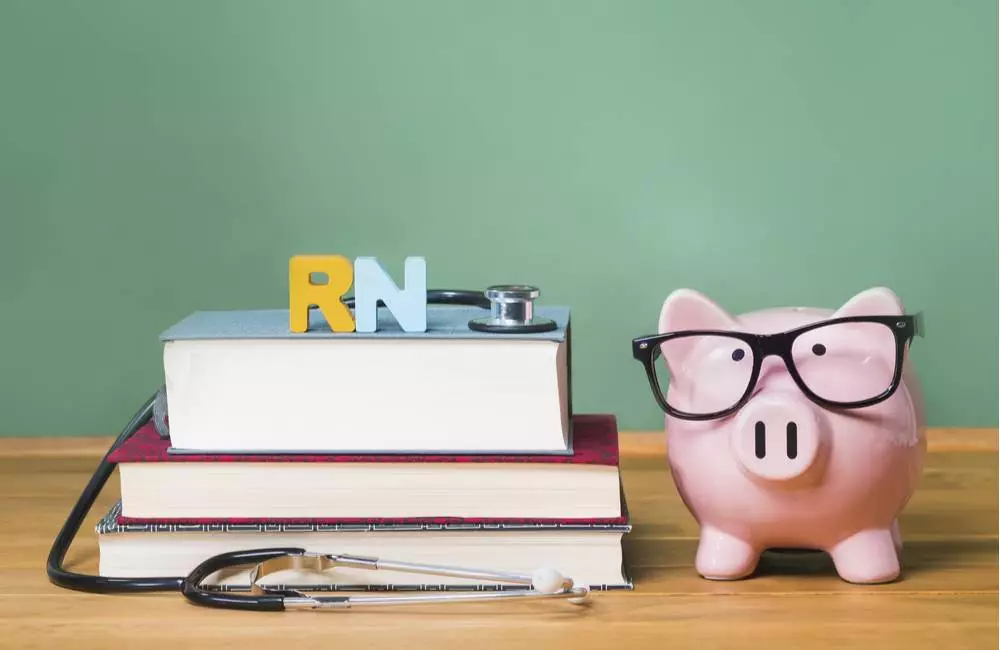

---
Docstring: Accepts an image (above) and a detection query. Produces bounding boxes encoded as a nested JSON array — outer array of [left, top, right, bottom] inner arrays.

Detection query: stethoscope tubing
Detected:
[[45, 392, 184, 593], [182, 548, 297, 611]]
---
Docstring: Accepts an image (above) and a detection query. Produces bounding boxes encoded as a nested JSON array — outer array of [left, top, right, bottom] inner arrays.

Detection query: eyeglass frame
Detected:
[[631, 313, 925, 421]]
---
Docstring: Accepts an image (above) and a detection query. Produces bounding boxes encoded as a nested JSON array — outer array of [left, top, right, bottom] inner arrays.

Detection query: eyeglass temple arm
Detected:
[[913, 312, 926, 339]]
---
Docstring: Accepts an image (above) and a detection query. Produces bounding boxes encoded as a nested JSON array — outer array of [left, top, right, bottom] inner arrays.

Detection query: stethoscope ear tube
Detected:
[[182, 548, 304, 611], [181, 548, 589, 611]]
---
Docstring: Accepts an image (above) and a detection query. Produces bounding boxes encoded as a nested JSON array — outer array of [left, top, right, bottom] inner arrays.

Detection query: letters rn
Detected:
[[289, 255, 427, 334]]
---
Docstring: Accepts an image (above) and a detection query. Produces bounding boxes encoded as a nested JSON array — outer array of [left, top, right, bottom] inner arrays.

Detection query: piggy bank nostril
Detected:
[[754, 421, 766, 459], [786, 422, 798, 460]]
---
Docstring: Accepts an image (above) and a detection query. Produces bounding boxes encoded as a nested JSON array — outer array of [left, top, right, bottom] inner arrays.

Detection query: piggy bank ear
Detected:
[[659, 289, 738, 334], [832, 287, 904, 318], [657, 290, 738, 372]]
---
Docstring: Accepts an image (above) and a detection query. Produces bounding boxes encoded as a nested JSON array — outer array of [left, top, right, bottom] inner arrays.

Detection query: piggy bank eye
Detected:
[[811, 343, 827, 356], [731, 348, 746, 362]]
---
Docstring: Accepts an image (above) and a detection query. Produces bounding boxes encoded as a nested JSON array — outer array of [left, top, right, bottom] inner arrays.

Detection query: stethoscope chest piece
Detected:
[[468, 285, 558, 334]]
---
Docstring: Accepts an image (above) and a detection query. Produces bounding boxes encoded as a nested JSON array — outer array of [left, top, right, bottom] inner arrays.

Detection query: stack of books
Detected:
[[97, 305, 632, 592]]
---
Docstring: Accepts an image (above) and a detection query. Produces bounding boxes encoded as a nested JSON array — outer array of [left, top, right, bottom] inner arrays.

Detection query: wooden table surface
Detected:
[[0, 429, 996, 649]]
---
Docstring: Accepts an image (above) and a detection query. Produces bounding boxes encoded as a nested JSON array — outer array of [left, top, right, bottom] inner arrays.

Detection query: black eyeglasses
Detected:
[[631, 313, 924, 421]]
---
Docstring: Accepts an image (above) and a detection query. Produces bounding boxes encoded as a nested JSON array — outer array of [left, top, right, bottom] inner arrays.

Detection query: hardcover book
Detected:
[[97, 502, 633, 591], [159, 305, 573, 454], [109, 414, 622, 521]]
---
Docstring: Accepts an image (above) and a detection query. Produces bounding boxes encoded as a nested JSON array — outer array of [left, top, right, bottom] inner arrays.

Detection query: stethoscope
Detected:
[[47, 288, 588, 611]]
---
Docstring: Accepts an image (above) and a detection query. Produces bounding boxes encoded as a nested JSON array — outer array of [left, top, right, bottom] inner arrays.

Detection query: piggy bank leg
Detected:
[[695, 527, 758, 580], [829, 529, 900, 584], [891, 519, 903, 558]]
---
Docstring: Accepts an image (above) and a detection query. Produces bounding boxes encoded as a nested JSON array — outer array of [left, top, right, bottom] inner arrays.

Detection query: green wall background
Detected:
[[1, 0, 996, 436]]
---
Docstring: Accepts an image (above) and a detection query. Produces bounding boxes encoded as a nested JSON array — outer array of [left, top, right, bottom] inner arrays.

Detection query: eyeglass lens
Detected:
[[790, 321, 897, 403], [654, 334, 754, 416]]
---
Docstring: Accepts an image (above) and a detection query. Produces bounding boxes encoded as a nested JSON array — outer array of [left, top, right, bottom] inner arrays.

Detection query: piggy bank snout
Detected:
[[731, 394, 823, 483]]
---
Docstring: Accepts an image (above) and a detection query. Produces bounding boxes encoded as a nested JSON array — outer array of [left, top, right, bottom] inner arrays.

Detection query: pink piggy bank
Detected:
[[632, 287, 926, 584]]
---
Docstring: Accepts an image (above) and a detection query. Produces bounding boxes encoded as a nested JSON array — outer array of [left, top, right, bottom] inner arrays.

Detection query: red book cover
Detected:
[[108, 413, 620, 466]]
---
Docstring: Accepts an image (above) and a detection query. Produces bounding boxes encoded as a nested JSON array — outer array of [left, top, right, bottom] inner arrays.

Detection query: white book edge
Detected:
[[98, 527, 631, 590], [164, 338, 569, 453], [118, 462, 622, 520]]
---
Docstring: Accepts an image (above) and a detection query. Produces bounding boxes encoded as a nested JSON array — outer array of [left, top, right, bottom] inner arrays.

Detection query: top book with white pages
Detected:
[[160, 304, 572, 454]]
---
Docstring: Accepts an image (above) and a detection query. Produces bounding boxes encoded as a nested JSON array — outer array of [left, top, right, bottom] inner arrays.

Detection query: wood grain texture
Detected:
[[0, 430, 996, 649]]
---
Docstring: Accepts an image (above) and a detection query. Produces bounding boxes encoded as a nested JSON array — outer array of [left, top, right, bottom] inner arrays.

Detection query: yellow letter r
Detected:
[[289, 255, 355, 333]]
